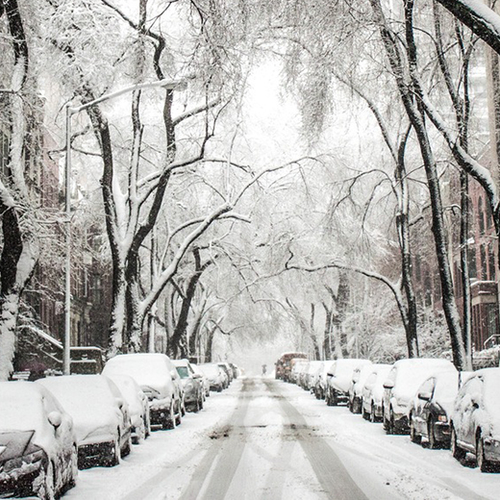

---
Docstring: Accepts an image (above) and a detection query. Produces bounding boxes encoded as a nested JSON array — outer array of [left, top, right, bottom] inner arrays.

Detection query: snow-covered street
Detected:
[[62, 377, 500, 500]]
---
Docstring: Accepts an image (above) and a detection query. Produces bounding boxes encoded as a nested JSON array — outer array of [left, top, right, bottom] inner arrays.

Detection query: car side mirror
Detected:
[[48, 411, 62, 428], [418, 391, 431, 401], [115, 397, 124, 409], [383, 380, 394, 389], [326, 373, 333, 378], [193, 373, 202, 379]]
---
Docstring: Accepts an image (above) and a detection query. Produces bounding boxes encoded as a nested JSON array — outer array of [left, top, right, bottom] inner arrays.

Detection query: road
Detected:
[[66, 377, 500, 500]]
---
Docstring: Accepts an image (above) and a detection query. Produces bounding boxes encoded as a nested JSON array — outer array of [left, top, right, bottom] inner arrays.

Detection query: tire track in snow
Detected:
[[178, 378, 254, 500], [263, 379, 368, 500]]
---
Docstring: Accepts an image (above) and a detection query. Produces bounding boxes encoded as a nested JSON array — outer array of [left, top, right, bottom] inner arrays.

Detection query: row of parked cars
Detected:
[[286, 356, 500, 473], [0, 355, 238, 499]]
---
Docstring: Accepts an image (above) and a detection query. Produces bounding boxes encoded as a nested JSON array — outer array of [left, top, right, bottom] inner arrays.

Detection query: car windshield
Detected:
[[433, 372, 459, 404], [176, 366, 190, 379], [0, 388, 44, 431]]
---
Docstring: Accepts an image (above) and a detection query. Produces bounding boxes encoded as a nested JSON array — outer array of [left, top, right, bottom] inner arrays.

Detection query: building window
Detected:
[[478, 197, 485, 235], [469, 246, 477, 280], [489, 242, 496, 281], [481, 245, 487, 280]]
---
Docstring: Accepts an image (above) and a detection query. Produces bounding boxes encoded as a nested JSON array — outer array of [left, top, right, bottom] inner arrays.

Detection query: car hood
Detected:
[[0, 430, 42, 464]]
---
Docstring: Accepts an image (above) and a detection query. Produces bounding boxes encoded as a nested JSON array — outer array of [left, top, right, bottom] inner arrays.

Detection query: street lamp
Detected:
[[63, 78, 186, 374]]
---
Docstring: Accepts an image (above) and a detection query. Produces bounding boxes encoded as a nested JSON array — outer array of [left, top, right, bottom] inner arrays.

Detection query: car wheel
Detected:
[[370, 403, 377, 423], [410, 415, 421, 444], [451, 426, 466, 461], [331, 392, 338, 406], [477, 433, 495, 472]]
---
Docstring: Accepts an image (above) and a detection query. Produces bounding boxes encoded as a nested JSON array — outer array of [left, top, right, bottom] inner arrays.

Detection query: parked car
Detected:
[[37, 375, 132, 469], [199, 363, 227, 392], [382, 358, 455, 434], [0, 381, 78, 499], [192, 363, 210, 398], [305, 361, 323, 393], [361, 364, 392, 422], [348, 363, 378, 414], [409, 370, 456, 448], [102, 353, 182, 430], [450, 367, 500, 472], [290, 358, 309, 385], [314, 361, 334, 400], [218, 362, 233, 385], [104, 373, 151, 444], [326, 359, 372, 406], [275, 352, 308, 381], [173, 359, 204, 412]]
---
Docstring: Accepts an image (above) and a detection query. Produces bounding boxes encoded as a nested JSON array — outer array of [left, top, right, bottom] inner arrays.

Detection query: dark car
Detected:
[[0, 381, 78, 499], [409, 370, 467, 449], [173, 359, 204, 412]]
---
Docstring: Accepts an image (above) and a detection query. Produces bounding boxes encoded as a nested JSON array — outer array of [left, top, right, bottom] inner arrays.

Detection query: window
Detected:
[[478, 197, 485, 235], [489, 243, 496, 281], [480, 245, 487, 280]]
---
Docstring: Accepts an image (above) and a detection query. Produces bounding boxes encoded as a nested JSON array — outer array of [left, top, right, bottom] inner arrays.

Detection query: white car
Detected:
[[172, 359, 204, 412], [361, 364, 392, 422], [348, 363, 379, 414], [37, 375, 132, 469], [104, 373, 151, 443], [103, 353, 183, 430], [0, 381, 78, 499], [199, 363, 227, 392], [450, 367, 500, 472], [382, 358, 456, 434], [192, 363, 210, 397], [326, 359, 372, 406]]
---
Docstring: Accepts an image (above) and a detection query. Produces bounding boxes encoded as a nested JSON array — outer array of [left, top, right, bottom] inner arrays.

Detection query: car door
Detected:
[[456, 377, 482, 450], [415, 377, 435, 435]]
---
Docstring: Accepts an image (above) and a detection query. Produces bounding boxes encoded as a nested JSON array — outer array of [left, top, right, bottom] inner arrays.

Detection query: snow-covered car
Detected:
[[173, 359, 204, 412], [104, 373, 151, 444], [192, 363, 210, 398], [409, 370, 471, 449], [361, 364, 392, 422], [199, 363, 227, 392], [217, 362, 233, 385], [305, 361, 323, 392], [37, 375, 132, 469], [348, 363, 378, 414], [450, 367, 500, 472], [326, 359, 372, 406], [290, 358, 309, 385], [382, 358, 455, 435], [314, 361, 334, 400], [102, 353, 183, 430], [0, 381, 78, 499]]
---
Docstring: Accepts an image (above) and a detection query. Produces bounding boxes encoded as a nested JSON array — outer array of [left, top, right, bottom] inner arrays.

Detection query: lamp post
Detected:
[[63, 78, 186, 374]]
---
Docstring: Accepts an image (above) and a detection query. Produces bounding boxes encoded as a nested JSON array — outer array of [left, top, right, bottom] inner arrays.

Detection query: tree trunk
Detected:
[[370, 0, 468, 368], [0, 0, 38, 380]]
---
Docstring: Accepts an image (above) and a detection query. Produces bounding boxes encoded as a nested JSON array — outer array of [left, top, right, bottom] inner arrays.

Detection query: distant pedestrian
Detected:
[[262, 364, 267, 376]]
